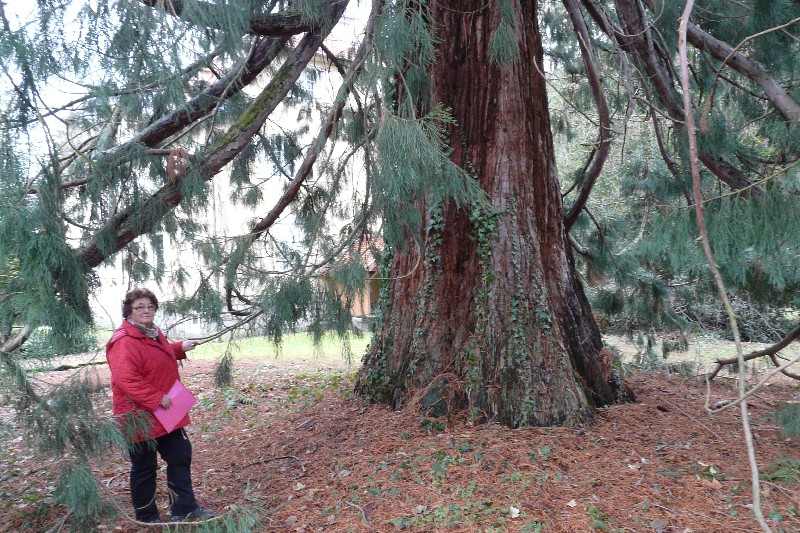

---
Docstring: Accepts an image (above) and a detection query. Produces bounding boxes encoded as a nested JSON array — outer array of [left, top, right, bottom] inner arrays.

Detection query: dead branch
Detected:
[[769, 354, 800, 380], [707, 322, 800, 380], [234, 455, 300, 473], [50, 360, 107, 372]]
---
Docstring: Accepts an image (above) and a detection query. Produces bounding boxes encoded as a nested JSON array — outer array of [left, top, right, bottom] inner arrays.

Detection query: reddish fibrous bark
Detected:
[[356, 0, 630, 428]]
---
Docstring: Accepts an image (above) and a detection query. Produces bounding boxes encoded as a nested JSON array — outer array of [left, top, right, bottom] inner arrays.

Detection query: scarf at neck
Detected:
[[128, 319, 160, 340]]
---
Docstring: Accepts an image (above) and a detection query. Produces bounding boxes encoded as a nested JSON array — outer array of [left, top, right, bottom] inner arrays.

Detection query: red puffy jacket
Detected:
[[106, 320, 190, 441]]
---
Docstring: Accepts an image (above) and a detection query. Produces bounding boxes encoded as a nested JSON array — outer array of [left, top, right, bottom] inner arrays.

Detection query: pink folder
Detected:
[[153, 380, 197, 433]]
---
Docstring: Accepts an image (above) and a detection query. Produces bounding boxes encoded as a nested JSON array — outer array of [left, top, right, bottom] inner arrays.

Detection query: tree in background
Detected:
[[0, 0, 799, 528], [552, 0, 800, 349]]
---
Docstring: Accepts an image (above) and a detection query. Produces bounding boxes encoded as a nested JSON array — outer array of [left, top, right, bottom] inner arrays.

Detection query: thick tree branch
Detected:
[[697, 153, 763, 197], [100, 36, 288, 165], [17, 45, 226, 133], [562, 0, 612, 230], [138, 0, 315, 36], [77, 1, 350, 269], [568, 233, 592, 258], [583, 0, 765, 198], [708, 322, 800, 380], [684, 21, 800, 122]]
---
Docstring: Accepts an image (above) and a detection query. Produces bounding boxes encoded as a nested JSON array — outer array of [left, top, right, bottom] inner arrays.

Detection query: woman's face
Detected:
[[130, 297, 157, 327]]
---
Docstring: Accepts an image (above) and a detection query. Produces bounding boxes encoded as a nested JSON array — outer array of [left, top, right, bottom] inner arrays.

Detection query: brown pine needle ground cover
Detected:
[[3, 359, 800, 532]]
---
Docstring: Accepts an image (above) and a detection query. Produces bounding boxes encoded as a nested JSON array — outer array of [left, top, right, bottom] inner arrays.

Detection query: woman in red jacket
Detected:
[[106, 287, 214, 524]]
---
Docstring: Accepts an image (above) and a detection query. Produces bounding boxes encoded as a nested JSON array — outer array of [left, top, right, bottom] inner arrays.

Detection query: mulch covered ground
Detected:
[[2, 357, 800, 532]]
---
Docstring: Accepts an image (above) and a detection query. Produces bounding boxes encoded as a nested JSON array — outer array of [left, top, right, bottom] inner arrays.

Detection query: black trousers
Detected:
[[129, 428, 199, 521]]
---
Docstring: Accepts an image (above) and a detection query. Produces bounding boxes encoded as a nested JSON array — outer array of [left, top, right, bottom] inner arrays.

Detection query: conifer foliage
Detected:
[[0, 0, 799, 528]]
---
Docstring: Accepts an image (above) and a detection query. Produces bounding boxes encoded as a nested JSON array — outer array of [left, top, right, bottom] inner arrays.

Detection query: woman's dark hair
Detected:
[[122, 287, 159, 319]]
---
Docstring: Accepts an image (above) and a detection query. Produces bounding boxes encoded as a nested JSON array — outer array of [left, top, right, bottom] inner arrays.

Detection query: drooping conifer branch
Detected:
[[222, 0, 381, 314], [15, 45, 226, 133], [0, 326, 40, 403], [201, 7, 348, 173], [98, 35, 289, 166], [614, 0, 765, 199], [582, 0, 766, 198], [77, 1, 350, 269], [22, 35, 289, 196], [678, 4, 769, 530]]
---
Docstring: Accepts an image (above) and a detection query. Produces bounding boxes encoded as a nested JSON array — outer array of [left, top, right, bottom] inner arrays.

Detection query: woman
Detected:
[[106, 287, 214, 524]]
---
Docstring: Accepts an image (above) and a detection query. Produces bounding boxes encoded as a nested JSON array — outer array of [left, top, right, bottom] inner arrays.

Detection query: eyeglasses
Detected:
[[132, 305, 157, 312]]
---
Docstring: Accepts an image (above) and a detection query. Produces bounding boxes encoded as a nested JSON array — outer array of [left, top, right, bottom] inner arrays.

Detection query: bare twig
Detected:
[[42, 510, 72, 533], [234, 455, 300, 472], [189, 310, 264, 345], [678, 3, 770, 531], [345, 500, 369, 524]]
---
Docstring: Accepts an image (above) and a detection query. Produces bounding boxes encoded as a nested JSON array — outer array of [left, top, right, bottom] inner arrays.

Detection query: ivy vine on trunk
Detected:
[[355, 0, 631, 427]]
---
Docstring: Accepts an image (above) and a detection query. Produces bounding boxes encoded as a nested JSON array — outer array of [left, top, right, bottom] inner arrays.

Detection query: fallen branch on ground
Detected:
[[707, 322, 800, 380]]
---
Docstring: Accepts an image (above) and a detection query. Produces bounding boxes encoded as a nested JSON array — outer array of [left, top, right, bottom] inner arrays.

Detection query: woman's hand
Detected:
[[161, 394, 172, 409], [182, 339, 198, 352]]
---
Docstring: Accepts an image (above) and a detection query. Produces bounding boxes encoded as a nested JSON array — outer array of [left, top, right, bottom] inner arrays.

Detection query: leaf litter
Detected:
[[2, 360, 800, 532]]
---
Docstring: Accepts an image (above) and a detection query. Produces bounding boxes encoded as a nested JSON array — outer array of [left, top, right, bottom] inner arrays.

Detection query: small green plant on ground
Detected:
[[519, 522, 546, 532], [222, 388, 256, 410], [529, 445, 552, 461], [419, 418, 447, 433], [282, 371, 354, 406], [771, 404, 800, 436], [587, 503, 611, 531], [388, 499, 513, 530], [656, 468, 681, 479], [690, 460, 723, 480], [763, 456, 800, 483]]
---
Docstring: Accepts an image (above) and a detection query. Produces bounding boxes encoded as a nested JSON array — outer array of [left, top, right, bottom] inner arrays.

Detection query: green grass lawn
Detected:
[[26, 330, 372, 372], [189, 330, 796, 374], [187, 331, 373, 368], [70, 327, 800, 376]]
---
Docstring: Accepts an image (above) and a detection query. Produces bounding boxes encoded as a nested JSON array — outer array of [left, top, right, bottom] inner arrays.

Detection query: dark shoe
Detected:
[[171, 507, 215, 522], [139, 516, 163, 524]]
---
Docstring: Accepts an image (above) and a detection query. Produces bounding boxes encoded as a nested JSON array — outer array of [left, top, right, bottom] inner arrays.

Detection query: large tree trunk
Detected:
[[356, 0, 630, 427]]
